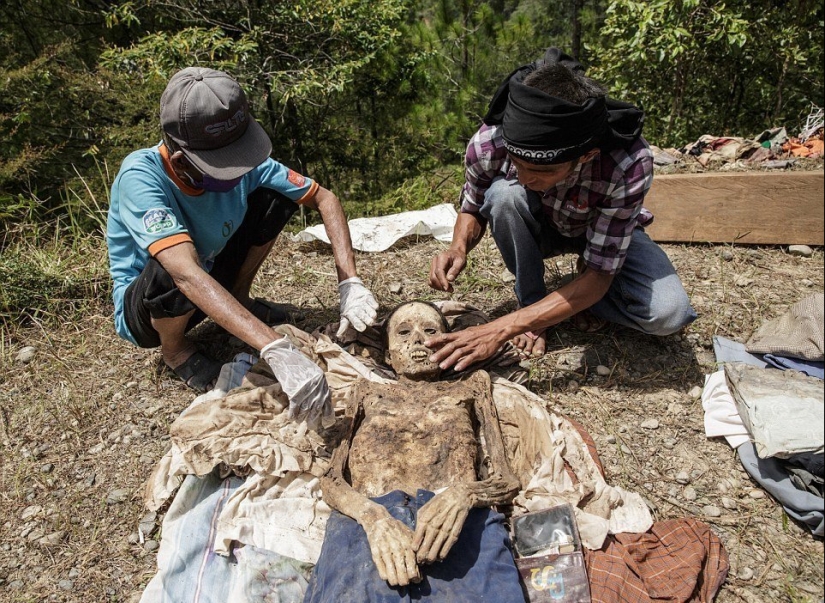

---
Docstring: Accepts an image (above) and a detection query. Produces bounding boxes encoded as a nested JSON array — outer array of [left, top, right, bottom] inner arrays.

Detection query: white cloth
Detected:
[[215, 472, 331, 563], [491, 377, 653, 549], [701, 370, 751, 449], [292, 203, 457, 252]]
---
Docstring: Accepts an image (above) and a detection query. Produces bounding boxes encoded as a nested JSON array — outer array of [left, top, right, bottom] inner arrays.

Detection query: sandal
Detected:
[[570, 309, 608, 333], [512, 328, 548, 357], [166, 351, 223, 393], [247, 298, 305, 326]]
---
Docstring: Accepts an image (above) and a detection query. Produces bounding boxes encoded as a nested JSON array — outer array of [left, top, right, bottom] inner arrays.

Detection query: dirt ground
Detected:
[[1, 229, 823, 602]]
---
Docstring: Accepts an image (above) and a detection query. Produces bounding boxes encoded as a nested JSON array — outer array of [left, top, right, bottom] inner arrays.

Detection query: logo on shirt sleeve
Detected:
[[142, 209, 176, 234], [287, 169, 306, 188]]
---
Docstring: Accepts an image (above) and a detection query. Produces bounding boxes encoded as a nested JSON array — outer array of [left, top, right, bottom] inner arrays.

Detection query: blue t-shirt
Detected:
[[106, 144, 317, 344]]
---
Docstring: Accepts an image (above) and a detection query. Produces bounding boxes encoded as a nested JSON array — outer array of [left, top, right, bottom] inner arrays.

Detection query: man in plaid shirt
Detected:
[[427, 49, 696, 371]]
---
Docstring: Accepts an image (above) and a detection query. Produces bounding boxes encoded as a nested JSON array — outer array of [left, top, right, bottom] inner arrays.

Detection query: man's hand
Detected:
[[363, 516, 421, 587], [337, 277, 379, 338], [425, 322, 507, 372], [412, 486, 473, 564], [260, 338, 334, 430], [429, 249, 467, 292]]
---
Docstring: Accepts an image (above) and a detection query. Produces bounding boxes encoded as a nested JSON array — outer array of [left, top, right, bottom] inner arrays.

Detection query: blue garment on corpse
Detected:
[[303, 489, 524, 603]]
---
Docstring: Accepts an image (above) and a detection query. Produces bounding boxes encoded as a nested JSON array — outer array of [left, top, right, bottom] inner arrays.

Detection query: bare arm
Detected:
[[429, 212, 487, 292], [426, 267, 614, 371], [154, 242, 282, 351], [413, 371, 519, 563], [303, 186, 358, 283], [320, 385, 421, 587]]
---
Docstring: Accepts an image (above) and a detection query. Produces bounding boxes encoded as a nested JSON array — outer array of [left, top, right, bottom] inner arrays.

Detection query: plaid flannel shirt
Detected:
[[460, 124, 654, 274]]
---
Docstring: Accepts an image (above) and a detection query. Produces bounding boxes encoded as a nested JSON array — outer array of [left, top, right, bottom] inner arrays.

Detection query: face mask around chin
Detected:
[[183, 171, 242, 193], [200, 174, 243, 193]]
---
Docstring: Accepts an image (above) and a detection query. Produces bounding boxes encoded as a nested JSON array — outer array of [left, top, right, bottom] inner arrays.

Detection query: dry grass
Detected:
[[0, 233, 823, 602]]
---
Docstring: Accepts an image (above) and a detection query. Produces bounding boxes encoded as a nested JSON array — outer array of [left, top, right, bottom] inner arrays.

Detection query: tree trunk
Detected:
[[460, 0, 470, 81], [772, 52, 790, 121], [571, 0, 584, 59], [667, 59, 686, 143]]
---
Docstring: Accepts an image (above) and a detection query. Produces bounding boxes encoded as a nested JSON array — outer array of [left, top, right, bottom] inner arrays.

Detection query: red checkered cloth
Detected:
[[584, 518, 729, 603], [568, 420, 729, 602]]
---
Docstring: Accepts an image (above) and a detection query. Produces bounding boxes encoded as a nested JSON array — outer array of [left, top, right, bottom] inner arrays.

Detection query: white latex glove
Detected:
[[337, 276, 379, 338], [260, 337, 334, 430]]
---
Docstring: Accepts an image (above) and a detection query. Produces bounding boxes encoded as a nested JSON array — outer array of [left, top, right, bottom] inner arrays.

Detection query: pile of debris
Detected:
[[652, 105, 824, 173]]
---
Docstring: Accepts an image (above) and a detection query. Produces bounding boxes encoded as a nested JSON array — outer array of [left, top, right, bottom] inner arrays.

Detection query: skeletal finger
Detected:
[[416, 527, 439, 563], [383, 549, 400, 586], [438, 534, 460, 560], [392, 551, 410, 586], [374, 551, 389, 582], [439, 511, 467, 559], [423, 528, 450, 563], [404, 548, 421, 583]]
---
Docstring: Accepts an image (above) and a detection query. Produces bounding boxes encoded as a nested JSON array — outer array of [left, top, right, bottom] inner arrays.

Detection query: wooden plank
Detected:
[[643, 171, 824, 245]]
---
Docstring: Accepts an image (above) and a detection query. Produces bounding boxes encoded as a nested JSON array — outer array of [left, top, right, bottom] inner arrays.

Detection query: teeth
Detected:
[[410, 350, 428, 360]]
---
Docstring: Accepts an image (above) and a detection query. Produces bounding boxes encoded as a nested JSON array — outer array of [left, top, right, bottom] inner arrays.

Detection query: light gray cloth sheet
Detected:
[[738, 441, 824, 538]]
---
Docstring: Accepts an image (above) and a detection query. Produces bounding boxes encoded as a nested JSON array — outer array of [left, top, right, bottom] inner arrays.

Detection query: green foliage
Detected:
[[590, 0, 824, 145], [0, 0, 822, 325], [344, 164, 463, 218], [0, 40, 160, 224], [98, 0, 421, 195], [0, 154, 111, 325], [99, 27, 258, 79], [0, 231, 110, 326]]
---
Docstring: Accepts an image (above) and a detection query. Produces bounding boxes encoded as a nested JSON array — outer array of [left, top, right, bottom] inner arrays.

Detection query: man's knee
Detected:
[[478, 178, 531, 225], [641, 285, 697, 336], [245, 187, 299, 246], [123, 258, 198, 348]]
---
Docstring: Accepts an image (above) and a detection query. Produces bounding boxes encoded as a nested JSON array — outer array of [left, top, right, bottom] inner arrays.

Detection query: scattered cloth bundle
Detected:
[[746, 293, 824, 362]]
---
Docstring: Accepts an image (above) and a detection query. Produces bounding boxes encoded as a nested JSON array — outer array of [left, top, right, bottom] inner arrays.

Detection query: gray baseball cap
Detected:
[[160, 67, 272, 179]]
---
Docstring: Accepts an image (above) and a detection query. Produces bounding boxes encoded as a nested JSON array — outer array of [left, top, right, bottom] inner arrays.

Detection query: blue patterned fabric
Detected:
[[304, 489, 524, 603]]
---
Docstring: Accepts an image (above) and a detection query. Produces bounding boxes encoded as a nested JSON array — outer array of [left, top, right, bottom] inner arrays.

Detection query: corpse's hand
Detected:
[[412, 485, 473, 564], [424, 322, 506, 372], [337, 277, 379, 338], [429, 249, 466, 293], [363, 515, 421, 587]]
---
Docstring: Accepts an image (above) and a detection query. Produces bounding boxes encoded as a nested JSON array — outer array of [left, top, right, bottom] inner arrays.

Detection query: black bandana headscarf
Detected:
[[483, 48, 645, 164]]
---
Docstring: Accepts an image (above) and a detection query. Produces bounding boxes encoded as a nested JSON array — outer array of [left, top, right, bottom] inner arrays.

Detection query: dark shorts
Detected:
[[304, 489, 524, 603], [123, 187, 299, 348]]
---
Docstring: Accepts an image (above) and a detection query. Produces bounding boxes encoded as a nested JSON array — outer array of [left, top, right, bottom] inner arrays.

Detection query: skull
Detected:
[[385, 302, 446, 380]]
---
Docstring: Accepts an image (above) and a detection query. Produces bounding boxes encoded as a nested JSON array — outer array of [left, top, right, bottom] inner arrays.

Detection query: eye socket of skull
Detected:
[[385, 302, 446, 378]]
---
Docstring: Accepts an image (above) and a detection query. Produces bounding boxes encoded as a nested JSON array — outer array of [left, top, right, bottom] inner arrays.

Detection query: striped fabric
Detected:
[[570, 422, 729, 603], [585, 519, 729, 603]]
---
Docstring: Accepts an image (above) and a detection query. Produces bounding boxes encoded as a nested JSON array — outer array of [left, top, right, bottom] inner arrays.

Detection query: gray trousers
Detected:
[[478, 177, 697, 335]]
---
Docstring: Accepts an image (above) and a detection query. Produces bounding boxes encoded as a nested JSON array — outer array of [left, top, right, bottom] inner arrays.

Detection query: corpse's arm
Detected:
[[412, 371, 520, 563], [320, 382, 421, 587], [467, 370, 521, 502]]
